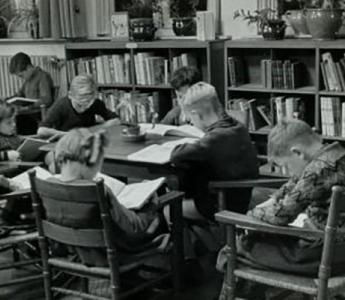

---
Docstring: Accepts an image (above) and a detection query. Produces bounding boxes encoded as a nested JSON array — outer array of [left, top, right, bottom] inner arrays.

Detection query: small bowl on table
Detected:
[[121, 125, 146, 142]]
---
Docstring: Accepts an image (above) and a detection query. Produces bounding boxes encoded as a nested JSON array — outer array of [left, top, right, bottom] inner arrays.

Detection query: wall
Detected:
[[220, 0, 259, 39]]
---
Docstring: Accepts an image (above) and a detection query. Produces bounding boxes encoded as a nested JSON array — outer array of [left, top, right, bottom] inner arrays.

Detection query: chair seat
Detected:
[[235, 266, 345, 296], [0, 231, 38, 246]]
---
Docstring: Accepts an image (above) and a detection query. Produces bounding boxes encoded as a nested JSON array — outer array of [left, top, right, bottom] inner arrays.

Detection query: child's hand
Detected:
[[7, 150, 21, 161]]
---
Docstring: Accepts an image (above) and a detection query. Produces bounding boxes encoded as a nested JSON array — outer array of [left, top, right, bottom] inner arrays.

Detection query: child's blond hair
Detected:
[[69, 75, 97, 98], [182, 82, 223, 116], [268, 119, 322, 159]]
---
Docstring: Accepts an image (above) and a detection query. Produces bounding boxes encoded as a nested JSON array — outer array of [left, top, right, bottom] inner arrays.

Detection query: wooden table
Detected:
[[40, 125, 186, 290]]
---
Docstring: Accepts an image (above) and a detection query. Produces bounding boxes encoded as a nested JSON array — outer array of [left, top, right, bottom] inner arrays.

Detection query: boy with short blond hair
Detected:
[[170, 82, 258, 220]]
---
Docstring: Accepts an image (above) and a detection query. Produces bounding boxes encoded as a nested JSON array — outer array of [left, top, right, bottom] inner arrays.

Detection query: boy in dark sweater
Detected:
[[170, 82, 259, 220]]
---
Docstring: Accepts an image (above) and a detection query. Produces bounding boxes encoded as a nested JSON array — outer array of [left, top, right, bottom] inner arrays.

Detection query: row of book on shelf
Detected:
[[0, 56, 60, 99], [67, 52, 198, 86], [320, 97, 345, 137], [227, 56, 303, 89], [320, 52, 345, 92], [38, 0, 113, 39], [98, 89, 162, 124], [225, 96, 305, 132]]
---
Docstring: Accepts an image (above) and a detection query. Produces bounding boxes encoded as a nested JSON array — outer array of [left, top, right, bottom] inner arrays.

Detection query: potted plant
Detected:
[[170, 0, 198, 36], [127, 0, 156, 41], [234, 8, 287, 40], [303, 0, 345, 39]]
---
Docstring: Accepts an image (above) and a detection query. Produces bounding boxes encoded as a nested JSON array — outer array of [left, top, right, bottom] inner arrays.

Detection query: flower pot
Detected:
[[285, 9, 310, 36], [129, 18, 156, 41], [262, 20, 286, 40], [172, 17, 196, 36], [0, 17, 7, 38], [305, 9, 343, 40]]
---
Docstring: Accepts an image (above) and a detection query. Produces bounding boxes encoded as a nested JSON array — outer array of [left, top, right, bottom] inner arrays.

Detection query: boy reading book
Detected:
[[170, 82, 259, 220], [217, 120, 345, 298], [161, 66, 201, 126]]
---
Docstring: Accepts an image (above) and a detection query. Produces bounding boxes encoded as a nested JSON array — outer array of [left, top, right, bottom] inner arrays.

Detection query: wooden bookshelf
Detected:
[[225, 39, 345, 153], [65, 39, 225, 119]]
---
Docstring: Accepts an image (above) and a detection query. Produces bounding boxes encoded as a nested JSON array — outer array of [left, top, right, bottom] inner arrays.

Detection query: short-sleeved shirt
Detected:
[[18, 67, 55, 108], [40, 96, 118, 131]]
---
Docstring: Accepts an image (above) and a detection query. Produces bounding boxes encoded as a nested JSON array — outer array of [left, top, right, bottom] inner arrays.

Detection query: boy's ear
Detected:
[[290, 146, 303, 158]]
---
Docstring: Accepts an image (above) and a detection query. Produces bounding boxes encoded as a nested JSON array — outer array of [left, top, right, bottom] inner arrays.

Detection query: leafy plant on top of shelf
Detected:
[[127, 0, 153, 19], [297, 0, 345, 8], [170, 0, 199, 18], [233, 8, 280, 31]]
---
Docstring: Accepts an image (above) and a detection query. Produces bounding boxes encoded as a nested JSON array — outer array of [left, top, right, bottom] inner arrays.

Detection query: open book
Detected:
[[96, 173, 166, 209], [11, 166, 52, 190], [128, 138, 197, 164], [140, 123, 205, 138], [17, 137, 50, 161], [289, 213, 308, 228], [7, 97, 38, 106]]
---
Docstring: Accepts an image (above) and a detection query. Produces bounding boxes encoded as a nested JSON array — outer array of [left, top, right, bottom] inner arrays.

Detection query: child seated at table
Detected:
[[37, 74, 119, 140], [161, 66, 201, 126], [217, 120, 345, 298], [51, 128, 165, 264], [170, 82, 259, 221]]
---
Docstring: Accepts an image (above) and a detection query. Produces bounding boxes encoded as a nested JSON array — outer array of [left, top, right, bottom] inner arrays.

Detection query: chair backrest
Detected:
[[29, 169, 115, 251], [319, 186, 345, 281]]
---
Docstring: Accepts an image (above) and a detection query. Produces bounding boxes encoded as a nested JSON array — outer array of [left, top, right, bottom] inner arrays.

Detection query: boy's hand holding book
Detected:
[[7, 150, 21, 162]]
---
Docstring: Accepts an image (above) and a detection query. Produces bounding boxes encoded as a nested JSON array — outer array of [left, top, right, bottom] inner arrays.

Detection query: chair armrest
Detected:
[[209, 178, 288, 190], [215, 210, 324, 240], [156, 191, 185, 210], [0, 189, 31, 200]]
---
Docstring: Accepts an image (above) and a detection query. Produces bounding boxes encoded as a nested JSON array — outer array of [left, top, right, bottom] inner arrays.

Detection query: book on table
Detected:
[[17, 137, 50, 161], [11, 166, 52, 190], [139, 123, 205, 138], [127, 138, 197, 164], [6, 97, 38, 106], [96, 173, 166, 209]]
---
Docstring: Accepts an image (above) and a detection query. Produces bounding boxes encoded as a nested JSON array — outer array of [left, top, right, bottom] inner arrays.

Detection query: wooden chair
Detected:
[[214, 184, 345, 300], [29, 170, 185, 300], [0, 190, 42, 289]]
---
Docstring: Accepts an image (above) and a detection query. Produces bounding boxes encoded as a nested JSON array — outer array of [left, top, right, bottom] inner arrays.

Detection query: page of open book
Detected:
[[289, 213, 308, 228], [139, 123, 205, 138], [12, 166, 52, 189], [95, 173, 126, 196], [127, 138, 197, 164], [117, 177, 166, 209]]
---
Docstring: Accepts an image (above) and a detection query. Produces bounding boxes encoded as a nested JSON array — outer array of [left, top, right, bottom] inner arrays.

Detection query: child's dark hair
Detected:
[[170, 66, 202, 90], [0, 101, 16, 122], [9, 52, 32, 74]]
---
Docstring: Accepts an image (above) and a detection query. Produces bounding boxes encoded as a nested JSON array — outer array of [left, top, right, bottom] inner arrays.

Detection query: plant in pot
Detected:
[[302, 0, 345, 39], [234, 8, 287, 40], [171, 0, 198, 36], [127, 0, 156, 41]]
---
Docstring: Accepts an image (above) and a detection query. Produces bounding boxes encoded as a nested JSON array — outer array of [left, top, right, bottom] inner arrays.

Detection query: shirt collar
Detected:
[[205, 113, 237, 133], [310, 142, 340, 161]]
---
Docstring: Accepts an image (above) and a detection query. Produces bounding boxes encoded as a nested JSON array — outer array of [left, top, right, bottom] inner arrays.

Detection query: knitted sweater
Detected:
[[0, 133, 23, 161]]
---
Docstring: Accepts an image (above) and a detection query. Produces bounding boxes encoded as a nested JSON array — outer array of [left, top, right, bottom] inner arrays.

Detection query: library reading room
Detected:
[[2, 0, 345, 299]]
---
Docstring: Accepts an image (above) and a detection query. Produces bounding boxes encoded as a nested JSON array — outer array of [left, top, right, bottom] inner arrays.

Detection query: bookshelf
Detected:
[[64, 39, 225, 121], [225, 39, 345, 159]]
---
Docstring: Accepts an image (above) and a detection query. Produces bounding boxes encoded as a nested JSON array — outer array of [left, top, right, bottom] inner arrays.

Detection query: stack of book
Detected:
[[261, 59, 302, 89], [134, 53, 169, 86], [320, 52, 345, 92], [0, 55, 60, 99], [228, 56, 245, 87], [98, 90, 160, 124], [225, 98, 271, 131], [271, 96, 305, 124], [66, 54, 131, 85], [320, 97, 345, 137], [171, 53, 198, 72], [37, 0, 114, 39]]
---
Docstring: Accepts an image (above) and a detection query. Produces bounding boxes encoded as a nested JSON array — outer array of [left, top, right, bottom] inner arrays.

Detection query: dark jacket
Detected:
[[170, 115, 259, 219]]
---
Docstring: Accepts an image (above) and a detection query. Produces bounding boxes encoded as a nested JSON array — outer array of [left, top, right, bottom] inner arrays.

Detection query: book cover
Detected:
[[17, 137, 49, 162], [320, 62, 330, 91], [39, 0, 51, 38]]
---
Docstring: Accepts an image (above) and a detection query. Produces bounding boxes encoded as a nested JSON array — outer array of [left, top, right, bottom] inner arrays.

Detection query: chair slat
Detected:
[[42, 220, 105, 248]]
